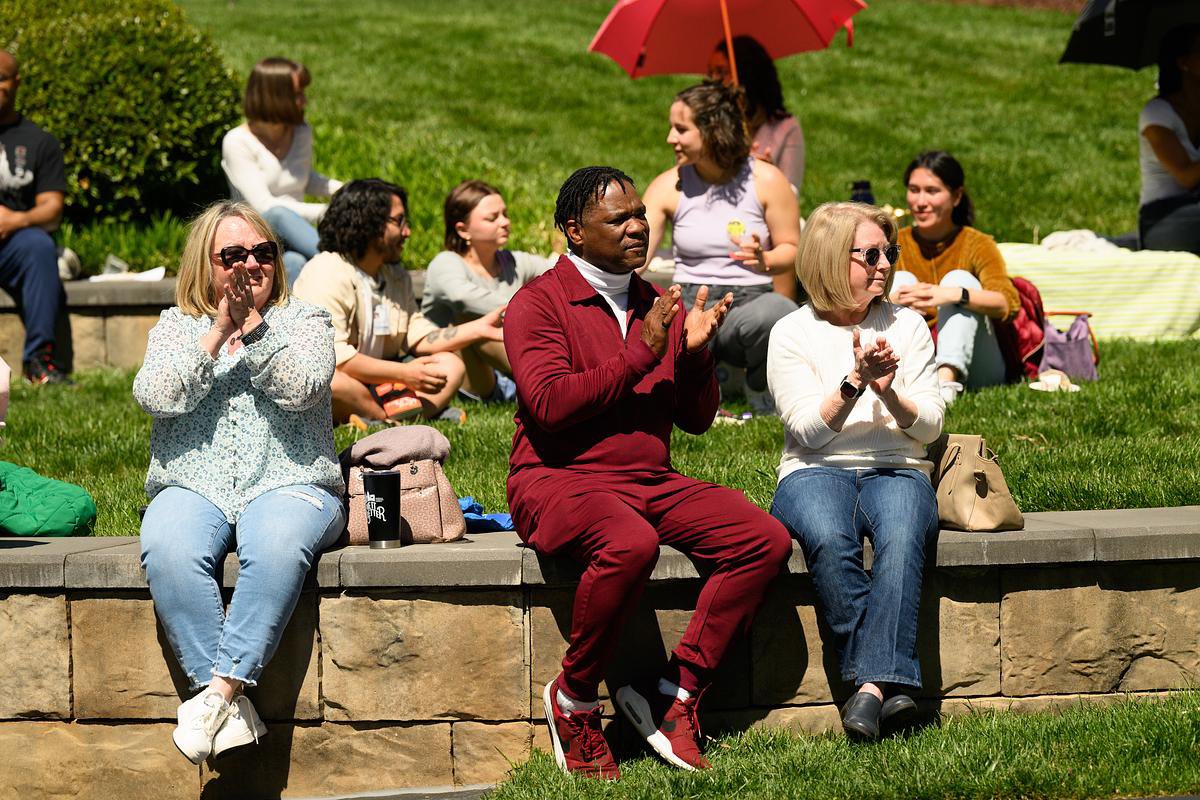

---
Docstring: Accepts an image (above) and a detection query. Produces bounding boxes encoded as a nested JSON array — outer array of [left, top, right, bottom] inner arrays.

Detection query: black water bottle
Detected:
[[849, 180, 875, 205]]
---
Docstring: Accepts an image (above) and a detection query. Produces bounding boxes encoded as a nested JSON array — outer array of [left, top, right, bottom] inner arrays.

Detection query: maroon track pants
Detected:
[[512, 469, 792, 701]]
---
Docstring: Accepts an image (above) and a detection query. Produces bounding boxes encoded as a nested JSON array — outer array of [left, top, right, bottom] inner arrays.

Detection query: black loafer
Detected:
[[841, 692, 882, 740], [880, 693, 918, 727]]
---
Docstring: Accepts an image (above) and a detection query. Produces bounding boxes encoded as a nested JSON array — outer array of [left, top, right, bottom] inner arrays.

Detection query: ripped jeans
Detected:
[[140, 484, 344, 691]]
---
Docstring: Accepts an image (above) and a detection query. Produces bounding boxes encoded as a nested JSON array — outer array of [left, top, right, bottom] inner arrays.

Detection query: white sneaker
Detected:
[[172, 689, 232, 764], [939, 380, 964, 406], [212, 694, 268, 758]]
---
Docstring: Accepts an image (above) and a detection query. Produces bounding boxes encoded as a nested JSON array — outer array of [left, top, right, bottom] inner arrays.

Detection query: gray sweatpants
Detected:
[[680, 283, 797, 391]]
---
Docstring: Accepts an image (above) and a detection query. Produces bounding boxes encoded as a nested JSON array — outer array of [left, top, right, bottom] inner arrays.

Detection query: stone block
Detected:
[[0, 594, 70, 718], [105, 313, 159, 369], [72, 597, 182, 719], [750, 578, 845, 707], [0, 313, 23, 370], [64, 539, 145, 589], [452, 721, 534, 785], [247, 593, 322, 721], [917, 568, 1001, 697], [939, 690, 1170, 718], [708, 704, 842, 736], [341, 533, 523, 587], [68, 311, 107, 370], [530, 584, 750, 710], [0, 537, 128, 588], [1001, 564, 1200, 696], [0, 721, 197, 800], [321, 592, 526, 721], [201, 722, 452, 797]]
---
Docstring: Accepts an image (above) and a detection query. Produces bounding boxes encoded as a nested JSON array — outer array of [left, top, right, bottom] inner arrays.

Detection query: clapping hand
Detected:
[[215, 264, 261, 342], [641, 285, 682, 358], [684, 285, 733, 353], [852, 329, 899, 395]]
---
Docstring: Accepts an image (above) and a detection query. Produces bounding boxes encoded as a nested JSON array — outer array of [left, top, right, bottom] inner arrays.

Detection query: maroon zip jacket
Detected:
[[505, 255, 719, 488]]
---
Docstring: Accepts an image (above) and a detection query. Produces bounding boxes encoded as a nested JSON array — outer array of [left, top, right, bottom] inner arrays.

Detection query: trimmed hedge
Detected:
[[4, 0, 241, 223]]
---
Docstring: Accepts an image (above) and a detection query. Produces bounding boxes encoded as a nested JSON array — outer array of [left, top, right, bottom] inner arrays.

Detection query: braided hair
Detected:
[[554, 166, 636, 252]]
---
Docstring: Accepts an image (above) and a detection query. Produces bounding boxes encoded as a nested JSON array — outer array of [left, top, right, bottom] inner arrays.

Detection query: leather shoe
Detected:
[[880, 693, 918, 727], [841, 691, 882, 740]]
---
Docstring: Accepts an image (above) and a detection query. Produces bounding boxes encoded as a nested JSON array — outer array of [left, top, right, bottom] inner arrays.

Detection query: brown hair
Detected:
[[176, 201, 288, 318], [243, 57, 309, 125], [675, 82, 750, 182], [798, 202, 896, 314], [443, 180, 501, 254]]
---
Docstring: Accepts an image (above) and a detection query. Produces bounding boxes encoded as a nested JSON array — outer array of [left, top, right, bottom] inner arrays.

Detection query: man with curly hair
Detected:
[[293, 178, 503, 423], [0, 50, 70, 385]]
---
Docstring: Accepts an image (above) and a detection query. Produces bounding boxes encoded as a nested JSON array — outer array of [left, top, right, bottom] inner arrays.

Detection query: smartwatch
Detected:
[[839, 374, 865, 400], [959, 287, 970, 306]]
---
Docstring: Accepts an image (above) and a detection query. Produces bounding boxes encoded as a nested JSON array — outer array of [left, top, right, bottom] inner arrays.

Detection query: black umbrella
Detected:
[[1060, 0, 1200, 70]]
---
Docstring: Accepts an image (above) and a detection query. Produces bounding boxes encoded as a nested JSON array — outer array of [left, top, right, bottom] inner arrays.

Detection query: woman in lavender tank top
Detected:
[[644, 82, 801, 413]]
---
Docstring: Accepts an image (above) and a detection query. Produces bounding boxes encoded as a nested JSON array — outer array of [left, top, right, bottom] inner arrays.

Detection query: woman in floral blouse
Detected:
[[134, 201, 345, 765]]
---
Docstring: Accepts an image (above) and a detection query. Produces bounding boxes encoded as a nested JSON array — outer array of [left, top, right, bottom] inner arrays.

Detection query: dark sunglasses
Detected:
[[213, 241, 279, 268], [849, 244, 900, 268]]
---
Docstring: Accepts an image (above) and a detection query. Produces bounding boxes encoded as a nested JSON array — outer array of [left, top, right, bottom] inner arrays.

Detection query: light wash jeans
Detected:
[[140, 485, 345, 690], [893, 269, 1006, 389], [262, 207, 320, 291], [770, 467, 939, 688]]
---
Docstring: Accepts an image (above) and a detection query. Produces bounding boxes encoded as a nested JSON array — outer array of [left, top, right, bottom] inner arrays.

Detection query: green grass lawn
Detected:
[[6, 338, 1198, 536], [490, 691, 1200, 799], [61, 0, 1148, 271]]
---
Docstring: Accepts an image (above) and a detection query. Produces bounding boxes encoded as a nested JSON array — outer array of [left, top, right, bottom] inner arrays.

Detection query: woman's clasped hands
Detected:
[[213, 264, 264, 354], [851, 328, 899, 395]]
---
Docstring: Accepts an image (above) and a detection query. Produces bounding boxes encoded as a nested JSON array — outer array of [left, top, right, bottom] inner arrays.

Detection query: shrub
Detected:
[[3, 0, 241, 223]]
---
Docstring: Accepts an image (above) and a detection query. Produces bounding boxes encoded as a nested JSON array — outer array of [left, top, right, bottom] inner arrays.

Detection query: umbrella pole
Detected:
[[719, 0, 739, 85]]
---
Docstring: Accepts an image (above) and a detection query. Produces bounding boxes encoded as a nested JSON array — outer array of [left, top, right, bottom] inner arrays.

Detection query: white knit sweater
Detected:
[[766, 302, 944, 480]]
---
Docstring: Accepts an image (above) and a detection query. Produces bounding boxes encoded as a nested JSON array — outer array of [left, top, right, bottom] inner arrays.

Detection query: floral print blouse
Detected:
[[133, 299, 344, 522]]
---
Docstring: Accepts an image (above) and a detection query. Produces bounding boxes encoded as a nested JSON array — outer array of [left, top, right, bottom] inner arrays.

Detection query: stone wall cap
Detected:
[[7, 507, 1200, 590]]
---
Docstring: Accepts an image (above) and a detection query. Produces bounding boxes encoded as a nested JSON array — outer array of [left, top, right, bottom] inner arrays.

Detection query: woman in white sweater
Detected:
[[221, 58, 343, 288], [767, 201, 944, 742]]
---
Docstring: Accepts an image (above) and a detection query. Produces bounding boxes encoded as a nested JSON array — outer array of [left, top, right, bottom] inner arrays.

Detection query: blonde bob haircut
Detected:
[[797, 201, 896, 314], [176, 201, 288, 318]]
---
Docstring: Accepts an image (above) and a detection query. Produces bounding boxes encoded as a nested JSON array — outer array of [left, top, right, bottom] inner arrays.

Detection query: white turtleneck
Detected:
[[567, 251, 632, 337]]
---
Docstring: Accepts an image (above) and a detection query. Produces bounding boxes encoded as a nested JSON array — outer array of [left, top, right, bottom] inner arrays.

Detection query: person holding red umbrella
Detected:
[[644, 82, 801, 414]]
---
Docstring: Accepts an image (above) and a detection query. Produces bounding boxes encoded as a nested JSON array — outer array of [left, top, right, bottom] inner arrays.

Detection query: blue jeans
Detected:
[[770, 467, 939, 688], [140, 485, 345, 690], [893, 269, 1006, 389], [0, 226, 65, 361], [262, 207, 320, 290]]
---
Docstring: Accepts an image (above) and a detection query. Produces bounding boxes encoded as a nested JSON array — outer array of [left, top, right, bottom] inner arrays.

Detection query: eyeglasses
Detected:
[[849, 244, 900, 268], [213, 241, 278, 268], [387, 213, 408, 229]]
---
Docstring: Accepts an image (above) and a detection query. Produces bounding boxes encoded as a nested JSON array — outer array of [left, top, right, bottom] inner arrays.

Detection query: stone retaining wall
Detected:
[[1, 507, 1199, 799]]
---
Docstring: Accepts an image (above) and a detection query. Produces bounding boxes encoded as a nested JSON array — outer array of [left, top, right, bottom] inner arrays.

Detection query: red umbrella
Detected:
[[589, 0, 867, 82]]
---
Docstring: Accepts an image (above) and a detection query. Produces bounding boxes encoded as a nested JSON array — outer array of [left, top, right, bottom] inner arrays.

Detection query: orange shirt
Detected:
[[896, 226, 1020, 327]]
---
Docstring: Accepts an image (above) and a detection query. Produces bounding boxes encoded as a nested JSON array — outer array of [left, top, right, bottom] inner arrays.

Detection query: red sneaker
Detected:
[[616, 681, 711, 770], [541, 679, 620, 780]]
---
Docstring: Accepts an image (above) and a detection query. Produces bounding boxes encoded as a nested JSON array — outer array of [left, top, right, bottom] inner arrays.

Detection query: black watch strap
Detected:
[[960, 287, 970, 306], [239, 320, 270, 346], [840, 374, 865, 400]]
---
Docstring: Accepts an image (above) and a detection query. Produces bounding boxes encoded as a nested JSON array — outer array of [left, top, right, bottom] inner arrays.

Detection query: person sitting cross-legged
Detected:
[[505, 166, 793, 779], [293, 178, 504, 424], [134, 201, 346, 764]]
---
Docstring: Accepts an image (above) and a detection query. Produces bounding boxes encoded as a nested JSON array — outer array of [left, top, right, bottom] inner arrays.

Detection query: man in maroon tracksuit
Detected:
[[504, 167, 792, 779]]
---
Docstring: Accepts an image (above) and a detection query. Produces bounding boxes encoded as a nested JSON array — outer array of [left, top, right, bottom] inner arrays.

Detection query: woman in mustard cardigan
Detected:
[[891, 151, 1019, 404]]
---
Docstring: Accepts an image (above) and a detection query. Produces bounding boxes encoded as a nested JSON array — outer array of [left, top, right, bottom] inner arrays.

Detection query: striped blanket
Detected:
[[998, 243, 1200, 341]]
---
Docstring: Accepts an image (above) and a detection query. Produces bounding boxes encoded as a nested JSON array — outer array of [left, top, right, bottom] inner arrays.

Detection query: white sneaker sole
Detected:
[[541, 681, 569, 774], [614, 686, 696, 772], [171, 727, 209, 765]]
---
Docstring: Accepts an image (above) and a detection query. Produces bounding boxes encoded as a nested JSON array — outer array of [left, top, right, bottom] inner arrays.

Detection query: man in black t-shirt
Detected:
[[0, 50, 70, 384]]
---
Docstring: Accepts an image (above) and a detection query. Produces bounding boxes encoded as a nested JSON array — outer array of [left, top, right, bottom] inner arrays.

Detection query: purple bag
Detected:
[[1041, 314, 1098, 381]]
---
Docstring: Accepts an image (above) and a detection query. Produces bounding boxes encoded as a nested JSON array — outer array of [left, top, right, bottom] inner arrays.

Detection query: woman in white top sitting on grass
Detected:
[[767, 201, 944, 743], [421, 180, 551, 401], [221, 57, 343, 287]]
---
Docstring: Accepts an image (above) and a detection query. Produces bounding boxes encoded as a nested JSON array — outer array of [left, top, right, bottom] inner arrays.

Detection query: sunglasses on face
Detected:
[[849, 244, 900, 268], [213, 241, 279, 268]]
